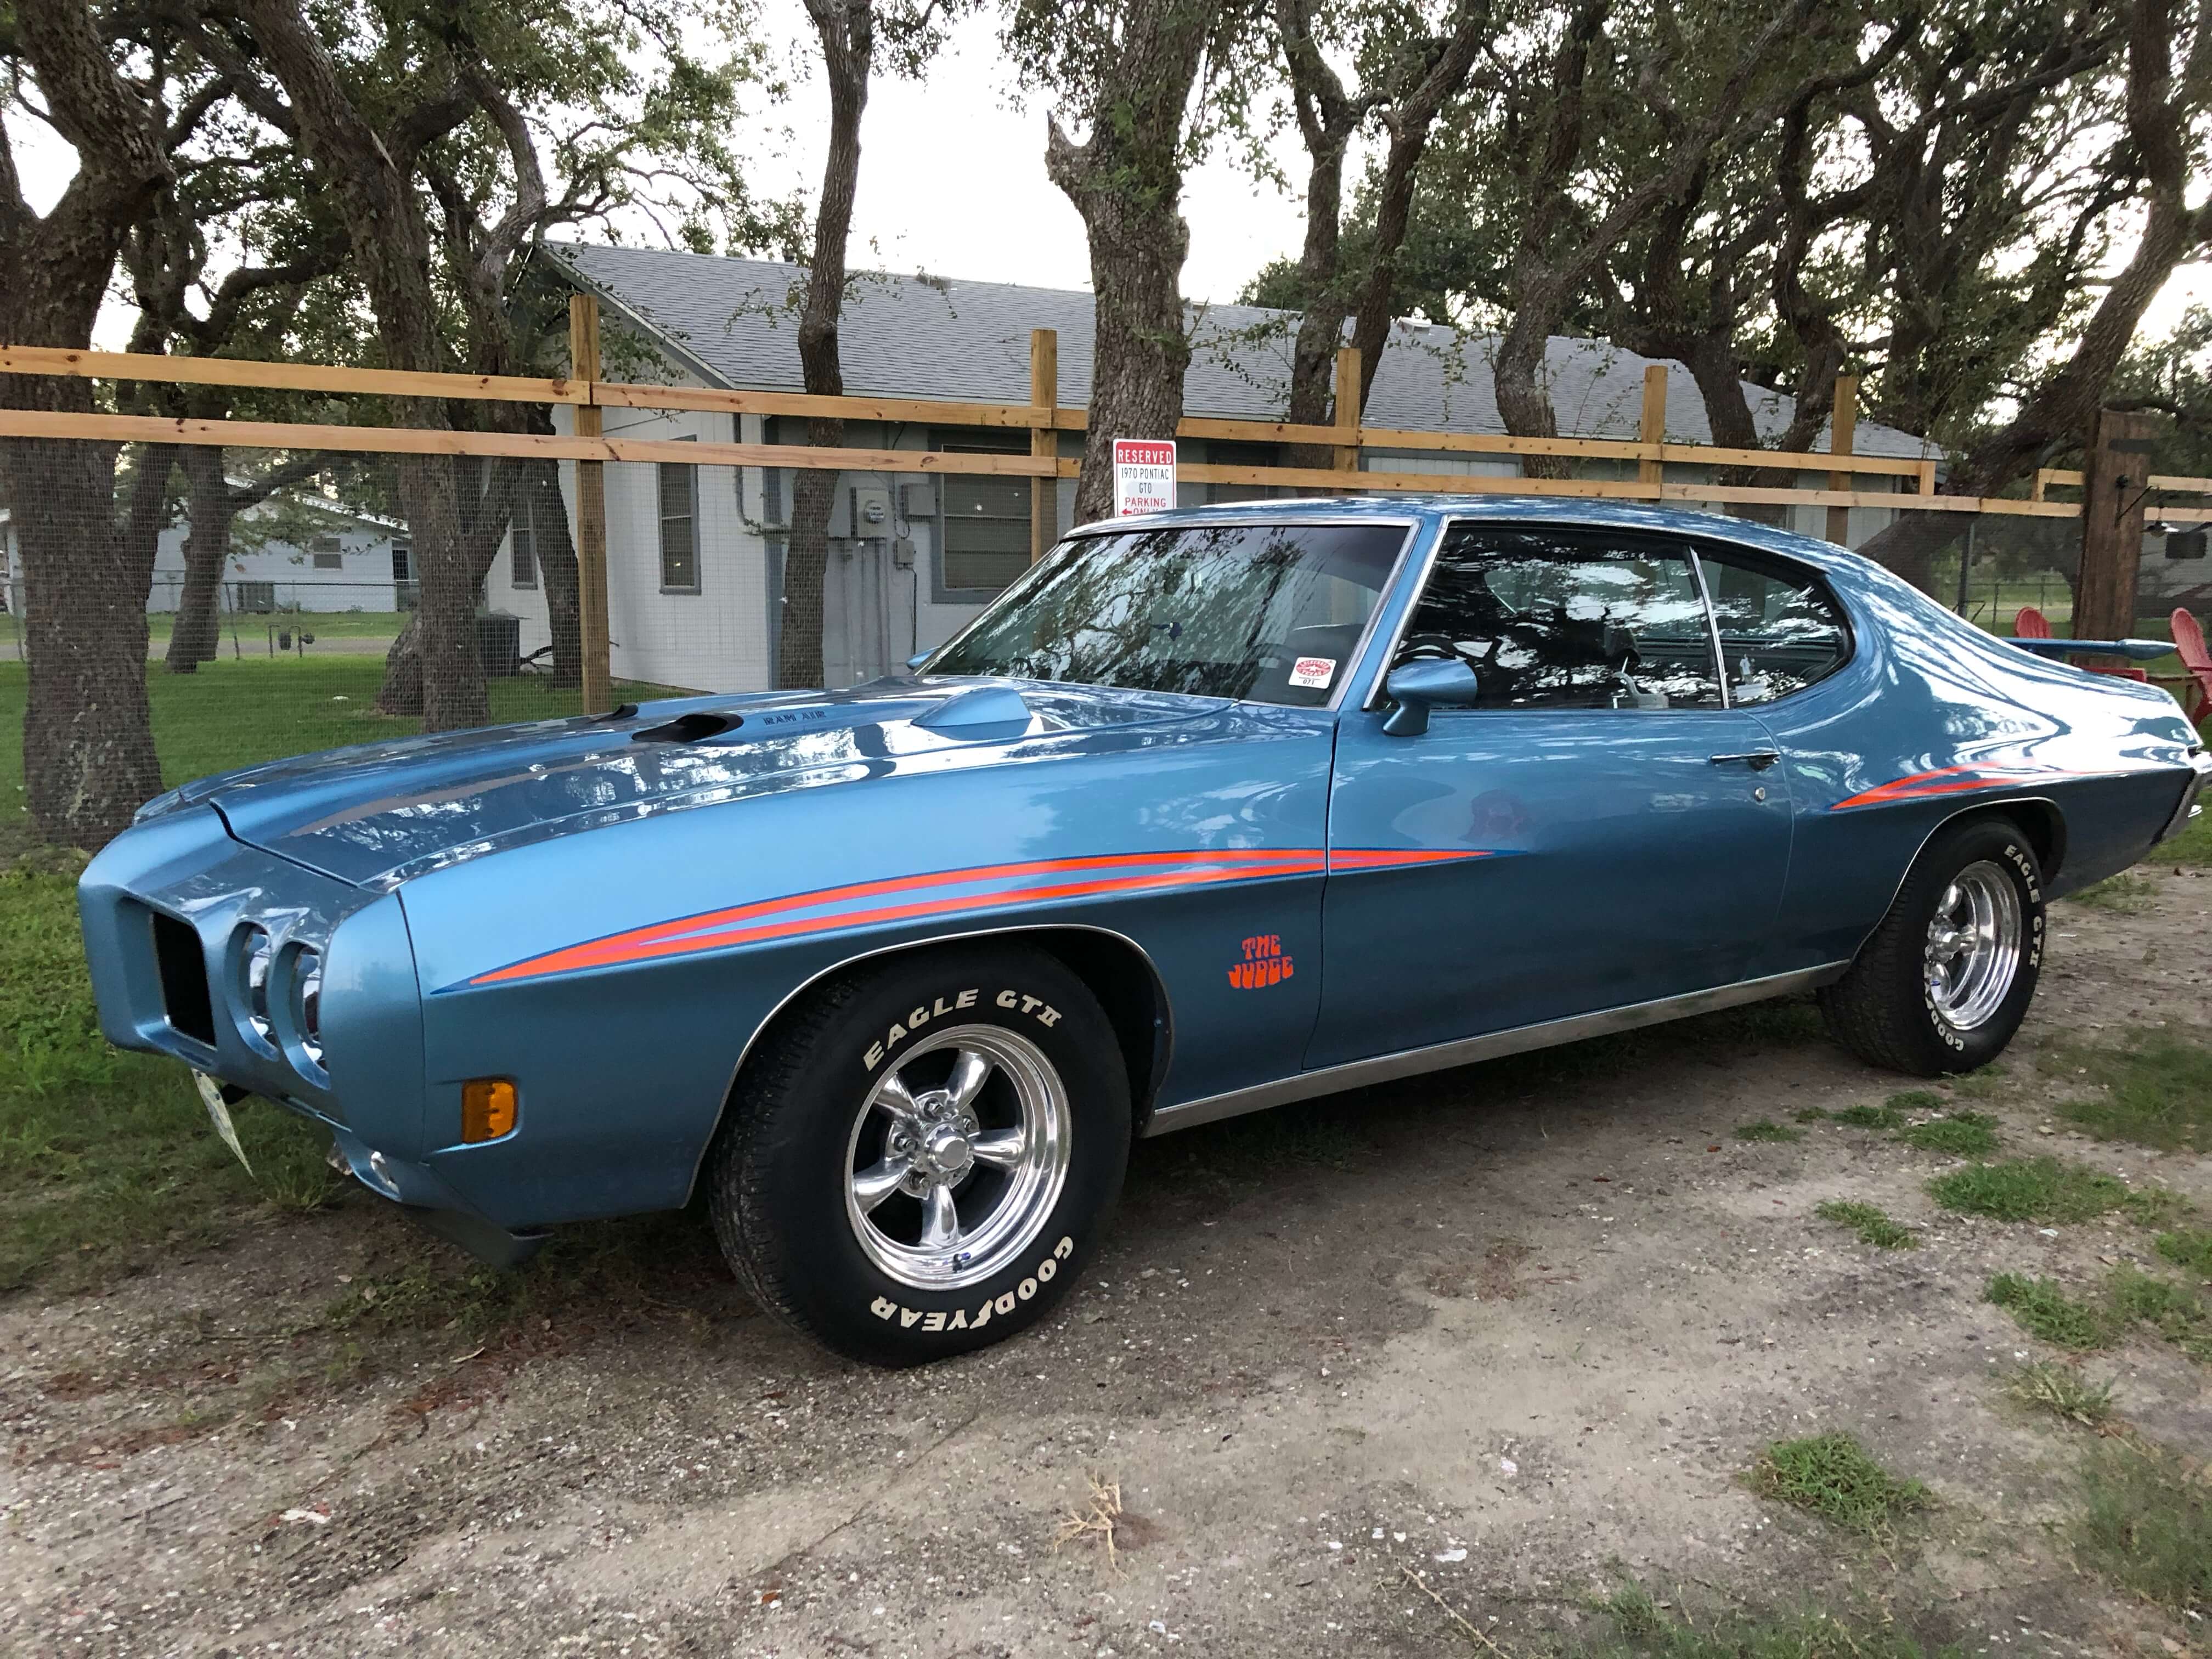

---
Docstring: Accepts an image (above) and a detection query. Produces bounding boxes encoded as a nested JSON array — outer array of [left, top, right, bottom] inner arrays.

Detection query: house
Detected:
[[501, 243, 1942, 691], [146, 493, 409, 617]]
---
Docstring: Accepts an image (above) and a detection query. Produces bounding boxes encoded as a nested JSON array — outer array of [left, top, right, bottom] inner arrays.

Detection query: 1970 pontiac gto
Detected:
[[80, 499, 2211, 1363]]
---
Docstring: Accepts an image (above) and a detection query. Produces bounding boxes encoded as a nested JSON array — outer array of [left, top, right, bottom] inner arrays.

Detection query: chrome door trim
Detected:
[[1139, 962, 1848, 1137], [1686, 548, 1733, 710]]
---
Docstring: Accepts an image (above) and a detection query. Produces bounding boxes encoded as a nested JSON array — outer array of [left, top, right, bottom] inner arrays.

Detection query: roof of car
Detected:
[[1080, 494, 1865, 577]]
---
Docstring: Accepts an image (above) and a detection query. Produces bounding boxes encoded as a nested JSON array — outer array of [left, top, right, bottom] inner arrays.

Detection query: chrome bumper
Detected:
[[2153, 750, 2212, 844]]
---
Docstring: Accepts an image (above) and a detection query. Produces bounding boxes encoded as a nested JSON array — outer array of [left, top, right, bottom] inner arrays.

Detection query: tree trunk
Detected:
[[375, 456, 487, 724], [2, 437, 172, 845], [166, 447, 234, 672], [778, 0, 873, 691], [524, 460, 581, 688], [1044, 0, 1218, 524]]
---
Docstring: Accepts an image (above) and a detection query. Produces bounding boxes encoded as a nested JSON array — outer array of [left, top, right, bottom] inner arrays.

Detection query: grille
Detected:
[[150, 910, 216, 1046]]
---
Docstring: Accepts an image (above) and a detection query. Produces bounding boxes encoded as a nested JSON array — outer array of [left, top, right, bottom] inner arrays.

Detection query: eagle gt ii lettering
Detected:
[[77, 499, 2211, 1365]]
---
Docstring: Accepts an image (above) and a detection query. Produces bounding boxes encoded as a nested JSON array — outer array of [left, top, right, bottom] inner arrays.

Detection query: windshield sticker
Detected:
[[1289, 656, 1336, 689]]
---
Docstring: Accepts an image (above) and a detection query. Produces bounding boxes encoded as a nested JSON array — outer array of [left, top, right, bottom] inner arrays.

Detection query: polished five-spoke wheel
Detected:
[[706, 944, 1129, 1365], [844, 1025, 1070, 1290], [1922, 861, 2023, 1031], [1820, 817, 2044, 1076]]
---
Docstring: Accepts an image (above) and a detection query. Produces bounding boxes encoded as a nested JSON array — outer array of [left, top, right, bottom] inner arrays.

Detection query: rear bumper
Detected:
[[2152, 751, 2212, 845]]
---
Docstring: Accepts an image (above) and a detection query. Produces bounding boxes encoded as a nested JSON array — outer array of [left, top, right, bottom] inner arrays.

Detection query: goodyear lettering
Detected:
[[865, 1237, 1077, 1332], [956, 989, 979, 1010], [996, 989, 1018, 1008]]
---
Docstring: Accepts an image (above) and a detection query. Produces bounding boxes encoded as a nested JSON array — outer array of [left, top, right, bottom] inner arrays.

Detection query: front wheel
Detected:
[[706, 944, 1130, 1365], [1818, 817, 2046, 1075]]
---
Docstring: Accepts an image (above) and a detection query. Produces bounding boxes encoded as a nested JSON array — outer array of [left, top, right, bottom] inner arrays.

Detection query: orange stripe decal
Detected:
[[462, 849, 1327, 987], [1830, 766, 2081, 812], [1328, 848, 1499, 870]]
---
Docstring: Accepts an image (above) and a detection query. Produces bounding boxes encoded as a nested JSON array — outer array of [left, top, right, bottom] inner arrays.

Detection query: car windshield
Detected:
[[925, 521, 1404, 707]]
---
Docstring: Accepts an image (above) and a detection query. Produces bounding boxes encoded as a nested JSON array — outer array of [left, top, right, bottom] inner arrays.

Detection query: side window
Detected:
[[1697, 550, 1849, 704], [1392, 526, 1722, 710]]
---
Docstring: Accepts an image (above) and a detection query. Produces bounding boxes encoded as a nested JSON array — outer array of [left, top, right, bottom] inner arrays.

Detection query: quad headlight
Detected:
[[291, 945, 325, 1073], [238, 924, 276, 1048]]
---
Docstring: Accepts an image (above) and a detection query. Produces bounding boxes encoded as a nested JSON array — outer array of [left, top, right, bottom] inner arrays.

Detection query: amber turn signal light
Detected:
[[461, 1078, 517, 1142]]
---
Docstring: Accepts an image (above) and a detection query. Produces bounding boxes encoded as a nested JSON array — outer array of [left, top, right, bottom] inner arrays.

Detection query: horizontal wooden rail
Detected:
[[0, 409, 1077, 477], [0, 344, 581, 405], [0, 407, 2084, 515], [0, 340, 1941, 479]]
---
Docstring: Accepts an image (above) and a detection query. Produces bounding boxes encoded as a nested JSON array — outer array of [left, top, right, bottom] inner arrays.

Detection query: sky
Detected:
[[7, 3, 2206, 347]]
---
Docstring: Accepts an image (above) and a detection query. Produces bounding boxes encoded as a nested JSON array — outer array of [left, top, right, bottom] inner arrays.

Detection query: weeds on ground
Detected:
[[1897, 1112, 2000, 1157], [2155, 1228, 2212, 1278], [2071, 1439, 2212, 1613], [2106, 1267, 2212, 1364], [1944, 1066, 2007, 1100], [2065, 874, 2156, 913], [1987, 1268, 2212, 1363], [1582, 1584, 1960, 1658], [1735, 1119, 1803, 1144], [1814, 1200, 1917, 1250], [1832, 1102, 1905, 1130], [1747, 1433, 1931, 1537], [1988, 1275, 2107, 1350], [2038, 1028, 2212, 1153], [1927, 1157, 2182, 1226], [1794, 1107, 1831, 1124], [2005, 1361, 2116, 1427]]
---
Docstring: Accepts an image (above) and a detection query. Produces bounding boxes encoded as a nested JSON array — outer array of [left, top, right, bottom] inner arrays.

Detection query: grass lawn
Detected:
[[0, 656, 693, 1291], [142, 608, 411, 642]]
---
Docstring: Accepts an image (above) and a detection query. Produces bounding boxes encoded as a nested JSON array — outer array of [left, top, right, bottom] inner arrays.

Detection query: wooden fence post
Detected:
[[569, 294, 611, 712], [1334, 347, 1362, 479], [1638, 365, 1667, 489], [2077, 406, 2160, 641], [1825, 375, 1860, 546], [1030, 329, 1058, 562]]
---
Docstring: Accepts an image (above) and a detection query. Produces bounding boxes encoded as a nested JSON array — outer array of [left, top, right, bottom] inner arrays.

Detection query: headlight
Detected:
[[238, 925, 275, 1047], [292, 946, 325, 1071]]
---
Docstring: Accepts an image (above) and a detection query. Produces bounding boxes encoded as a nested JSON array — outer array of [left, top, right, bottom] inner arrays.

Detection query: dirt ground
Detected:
[[5, 872, 2210, 1659]]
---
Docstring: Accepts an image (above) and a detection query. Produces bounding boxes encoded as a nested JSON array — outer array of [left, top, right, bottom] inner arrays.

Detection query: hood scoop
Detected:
[[913, 686, 1034, 737], [633, 710, 744, 743]]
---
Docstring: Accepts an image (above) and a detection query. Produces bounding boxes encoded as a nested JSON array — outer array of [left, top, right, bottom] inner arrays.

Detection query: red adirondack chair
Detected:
[[2162, 608, 2212, 725]]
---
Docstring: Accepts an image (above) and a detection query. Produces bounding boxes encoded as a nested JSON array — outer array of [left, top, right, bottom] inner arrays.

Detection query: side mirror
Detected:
[[905, 650, 933, 673], [1381, 659, 1481, 736]]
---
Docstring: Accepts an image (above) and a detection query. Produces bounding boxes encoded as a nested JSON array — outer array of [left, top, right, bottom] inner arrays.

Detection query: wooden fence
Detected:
[[3, 294, 2207, 708]]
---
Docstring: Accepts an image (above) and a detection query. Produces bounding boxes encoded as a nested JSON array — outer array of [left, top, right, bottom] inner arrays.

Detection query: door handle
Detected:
[[1708, 751, 1781, 771]]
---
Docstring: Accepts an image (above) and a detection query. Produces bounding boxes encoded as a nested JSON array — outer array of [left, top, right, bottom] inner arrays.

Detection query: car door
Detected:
[[1308, 521, 1797, 1071]]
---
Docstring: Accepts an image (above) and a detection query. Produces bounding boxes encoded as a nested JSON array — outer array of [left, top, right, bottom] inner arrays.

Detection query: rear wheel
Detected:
[[1818, 817, 2045, 1075], [706, 944, 1129, 1365]]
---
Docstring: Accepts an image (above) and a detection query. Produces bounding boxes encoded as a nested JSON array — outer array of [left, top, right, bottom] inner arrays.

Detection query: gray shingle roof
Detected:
[[545, 242, 1933, 459]]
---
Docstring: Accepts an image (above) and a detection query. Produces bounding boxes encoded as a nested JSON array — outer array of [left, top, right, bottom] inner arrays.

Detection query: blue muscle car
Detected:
[[78, 499, 2211, 1363]]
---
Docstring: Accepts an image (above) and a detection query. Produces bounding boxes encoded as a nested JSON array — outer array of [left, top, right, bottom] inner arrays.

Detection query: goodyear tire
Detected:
[[1817, 817, 2045, 1076], [707, 943, 1129, 1365]]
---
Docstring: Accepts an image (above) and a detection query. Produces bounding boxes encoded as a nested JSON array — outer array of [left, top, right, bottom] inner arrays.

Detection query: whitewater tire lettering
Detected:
[[867, 986, 1048, 1070], [862, 1237, 1080, 1333]]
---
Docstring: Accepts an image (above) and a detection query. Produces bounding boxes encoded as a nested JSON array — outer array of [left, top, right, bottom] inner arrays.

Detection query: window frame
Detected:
[[658, 443, 701, 595], [918, 512, 1423, 714], [1363, 519, 1854, 715], [510, 494, 538, 590]]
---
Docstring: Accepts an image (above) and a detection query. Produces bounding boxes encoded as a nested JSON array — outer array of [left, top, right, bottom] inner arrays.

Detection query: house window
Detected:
[[511, 496, 538, 589], [311, 534, 343, 571], [937, 430, 1032, 593], [660, 456, 699, 593], [391, 543, 411, 582]]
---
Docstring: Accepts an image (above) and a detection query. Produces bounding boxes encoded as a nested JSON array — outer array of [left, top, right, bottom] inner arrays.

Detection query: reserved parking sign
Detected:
[[1111, 439, 1177, 516]]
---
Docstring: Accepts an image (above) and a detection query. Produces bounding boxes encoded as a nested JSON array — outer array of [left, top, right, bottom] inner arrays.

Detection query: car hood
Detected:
[[142, 678, 1226, 889]]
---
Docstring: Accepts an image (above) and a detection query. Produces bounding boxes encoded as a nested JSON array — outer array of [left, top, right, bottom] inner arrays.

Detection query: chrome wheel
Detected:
[[1923, 860, 2022, 1030], [842, 1024, 1070, 1291]]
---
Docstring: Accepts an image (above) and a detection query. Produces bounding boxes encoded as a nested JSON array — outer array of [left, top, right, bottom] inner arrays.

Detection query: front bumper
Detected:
[[328, 1128, 549, 1268]]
